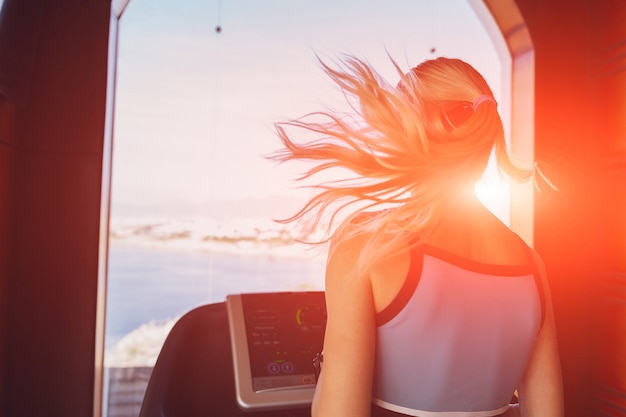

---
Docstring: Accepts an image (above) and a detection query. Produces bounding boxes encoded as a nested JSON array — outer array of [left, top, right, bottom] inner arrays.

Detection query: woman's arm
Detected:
[[517, 250, 564, 417], [312, 233, 377, 417]]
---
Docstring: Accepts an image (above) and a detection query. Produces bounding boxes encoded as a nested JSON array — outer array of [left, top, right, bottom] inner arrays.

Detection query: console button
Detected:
[[281, 362, 294, 374], [267, 362, 281, 375]]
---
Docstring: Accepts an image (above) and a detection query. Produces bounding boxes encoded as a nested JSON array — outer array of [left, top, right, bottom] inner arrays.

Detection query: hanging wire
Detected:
[[215, 0, 222, 33]]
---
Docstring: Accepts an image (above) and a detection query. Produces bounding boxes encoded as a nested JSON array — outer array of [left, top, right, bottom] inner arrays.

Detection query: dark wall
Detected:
[[515, 0, 626, 415], [0, 94, 17, 417], [0, 1, 111, 416]]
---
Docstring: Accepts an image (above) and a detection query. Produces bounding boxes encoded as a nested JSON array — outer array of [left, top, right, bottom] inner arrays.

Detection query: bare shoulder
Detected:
[[326, 226, 373, 285], [327, 219, 411, 314], [326, 211, 384, 276], [428, 206, 531, 265]]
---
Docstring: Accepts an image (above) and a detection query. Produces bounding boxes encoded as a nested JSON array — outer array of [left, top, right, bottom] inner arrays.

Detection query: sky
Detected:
[[110, 0, 505, 221]]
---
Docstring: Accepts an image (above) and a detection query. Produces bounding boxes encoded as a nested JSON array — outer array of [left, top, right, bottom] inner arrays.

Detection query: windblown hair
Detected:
[[270, 54, 537, 276]]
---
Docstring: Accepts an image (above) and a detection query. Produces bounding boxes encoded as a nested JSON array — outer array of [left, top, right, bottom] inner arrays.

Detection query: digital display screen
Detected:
[[240, 292, 326, 392]]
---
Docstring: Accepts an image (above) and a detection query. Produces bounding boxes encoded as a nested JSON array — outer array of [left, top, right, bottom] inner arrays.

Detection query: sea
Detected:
[[103, 216, 327, 367]]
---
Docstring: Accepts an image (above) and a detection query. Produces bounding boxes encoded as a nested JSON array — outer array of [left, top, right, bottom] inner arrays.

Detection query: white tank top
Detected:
[[372, 243, 544, 417]]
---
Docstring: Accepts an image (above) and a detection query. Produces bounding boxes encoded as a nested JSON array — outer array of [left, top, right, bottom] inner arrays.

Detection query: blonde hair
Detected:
[[270, 55, 536, 276]]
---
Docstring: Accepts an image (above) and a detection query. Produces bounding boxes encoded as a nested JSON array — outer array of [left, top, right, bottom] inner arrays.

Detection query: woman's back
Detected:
[[368, 199, 544, 415]]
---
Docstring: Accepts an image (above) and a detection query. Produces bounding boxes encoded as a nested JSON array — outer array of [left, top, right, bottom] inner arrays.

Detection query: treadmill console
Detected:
[[226, 292, 326, 410]]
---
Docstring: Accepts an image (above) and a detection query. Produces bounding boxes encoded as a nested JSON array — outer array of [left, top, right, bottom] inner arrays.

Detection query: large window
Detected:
[[103, 1, 507, 415]]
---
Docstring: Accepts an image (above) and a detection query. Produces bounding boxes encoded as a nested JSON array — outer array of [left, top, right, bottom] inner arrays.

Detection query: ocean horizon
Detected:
[[104, 218, 327, 367]]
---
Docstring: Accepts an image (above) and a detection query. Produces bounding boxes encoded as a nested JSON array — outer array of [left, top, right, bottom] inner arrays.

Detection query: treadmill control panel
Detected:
[[243, 292, 326, 391], [227, 291, 327, 410]]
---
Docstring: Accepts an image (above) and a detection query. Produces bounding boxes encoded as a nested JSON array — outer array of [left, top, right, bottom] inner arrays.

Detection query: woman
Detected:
[[272, 55, 563, 417]]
